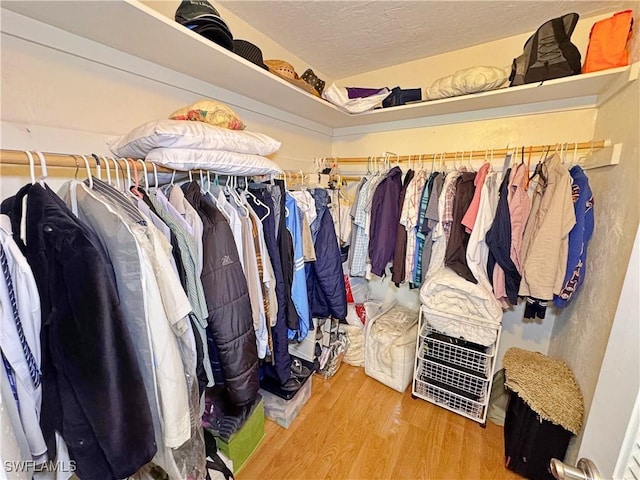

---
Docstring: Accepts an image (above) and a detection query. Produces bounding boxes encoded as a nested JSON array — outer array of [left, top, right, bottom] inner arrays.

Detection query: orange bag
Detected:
[[583, 10, 634, 73]]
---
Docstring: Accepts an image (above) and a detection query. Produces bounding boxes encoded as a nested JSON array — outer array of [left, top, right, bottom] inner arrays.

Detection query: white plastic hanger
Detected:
[[25, 151, 36, 185], [102, 156, 112, 185], [151, 162, 159, 190], [33, 151, 48, 186], [109, 157, 122, 190], [80, 155, 93, 190]]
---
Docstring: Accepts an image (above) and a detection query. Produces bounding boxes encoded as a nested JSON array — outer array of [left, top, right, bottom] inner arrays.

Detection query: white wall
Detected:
[[0, 10, 331, 195], [577, 227, 640, 478]]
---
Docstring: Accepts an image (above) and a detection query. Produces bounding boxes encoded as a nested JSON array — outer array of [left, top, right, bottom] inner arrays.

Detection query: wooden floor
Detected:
[[238, 364, 522, 480]]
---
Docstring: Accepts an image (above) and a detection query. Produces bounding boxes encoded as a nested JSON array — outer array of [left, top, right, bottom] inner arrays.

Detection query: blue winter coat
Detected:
[[306, 189, 347, 320]]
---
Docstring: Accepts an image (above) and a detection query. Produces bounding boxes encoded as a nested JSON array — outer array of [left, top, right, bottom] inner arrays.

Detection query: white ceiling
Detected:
[[217, 1, 623, 80]]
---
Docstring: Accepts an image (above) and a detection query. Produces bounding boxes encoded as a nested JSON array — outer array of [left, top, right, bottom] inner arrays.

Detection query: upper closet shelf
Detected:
[[3, 1, 637, 136]]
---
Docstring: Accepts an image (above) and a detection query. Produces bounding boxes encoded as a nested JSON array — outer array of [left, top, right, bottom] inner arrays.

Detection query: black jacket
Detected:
[[183, 183, 259, 406], [1, 184, 155, 480]]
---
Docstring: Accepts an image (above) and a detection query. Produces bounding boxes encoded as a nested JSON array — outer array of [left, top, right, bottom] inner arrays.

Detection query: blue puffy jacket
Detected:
[[306, 189, 347, 320]]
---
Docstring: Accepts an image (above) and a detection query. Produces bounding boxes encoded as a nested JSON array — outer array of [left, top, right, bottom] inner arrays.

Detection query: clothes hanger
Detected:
[[33, 151, 48, 186], [25, 151, 37, 185], [230, 176, 250, 217], [134, 159, 148, 195], [170, 169, 176, 186], [128, 159, 143, 198], [577, 140, 595, 166], [91, 154, 102, 180], [151, 162, 159, 190], [110, 157, 123, 191], [101, 156, 112, 185], [80, 155, 93, 190]]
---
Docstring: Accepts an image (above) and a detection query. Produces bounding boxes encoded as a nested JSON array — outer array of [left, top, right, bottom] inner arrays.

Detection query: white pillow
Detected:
[[108, 119, 281, 158], [425, 66, 509, 101], [145, 148, 283, 175]]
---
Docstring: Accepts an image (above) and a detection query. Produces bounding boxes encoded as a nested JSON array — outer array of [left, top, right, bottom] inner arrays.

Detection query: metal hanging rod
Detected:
[[336, 140, 610, 164]]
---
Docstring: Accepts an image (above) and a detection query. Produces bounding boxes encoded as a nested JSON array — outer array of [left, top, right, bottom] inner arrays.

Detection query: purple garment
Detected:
[[369, 166, 403, 277], [346, 87, 387, 99]]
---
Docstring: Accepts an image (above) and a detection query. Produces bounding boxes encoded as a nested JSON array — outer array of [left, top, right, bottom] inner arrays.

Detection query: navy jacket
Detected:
[[247, 186, 292, 385], [1, 184, 155, 480], [306, 189, 347, 320], [486, 168, 521, 305], [369, 167, 403, 277]]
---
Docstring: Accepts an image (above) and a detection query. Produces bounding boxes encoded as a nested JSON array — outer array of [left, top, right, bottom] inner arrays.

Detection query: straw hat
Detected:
[[265, 60, 320, 97]]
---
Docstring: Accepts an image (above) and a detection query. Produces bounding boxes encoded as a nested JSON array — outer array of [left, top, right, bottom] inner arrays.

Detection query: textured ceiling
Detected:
[[217, 1, 623, 80]]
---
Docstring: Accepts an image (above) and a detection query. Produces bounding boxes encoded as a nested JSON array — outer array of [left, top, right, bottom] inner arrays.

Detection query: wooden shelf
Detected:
[[2, 0, 636, 136]]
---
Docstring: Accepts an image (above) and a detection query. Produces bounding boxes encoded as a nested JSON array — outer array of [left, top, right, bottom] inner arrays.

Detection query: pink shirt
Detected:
[[507, 164, 532, 273], [461, 163, 491, 233]]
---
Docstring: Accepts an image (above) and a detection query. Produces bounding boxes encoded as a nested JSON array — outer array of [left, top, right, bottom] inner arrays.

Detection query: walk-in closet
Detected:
[[1, 1, 639, 479]]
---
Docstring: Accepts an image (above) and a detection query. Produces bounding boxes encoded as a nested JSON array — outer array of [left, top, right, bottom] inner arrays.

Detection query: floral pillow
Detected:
[[169, 99, 246, 130]]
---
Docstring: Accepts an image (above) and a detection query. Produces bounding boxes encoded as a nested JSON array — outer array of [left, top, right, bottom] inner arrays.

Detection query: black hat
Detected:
[[232, 39, 268, 70], [301, 69, 326, 95], [175, 0, 233, 51]]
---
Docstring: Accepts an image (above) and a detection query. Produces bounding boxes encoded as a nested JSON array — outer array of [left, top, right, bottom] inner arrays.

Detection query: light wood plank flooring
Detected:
[[238, 364, 521, 480]]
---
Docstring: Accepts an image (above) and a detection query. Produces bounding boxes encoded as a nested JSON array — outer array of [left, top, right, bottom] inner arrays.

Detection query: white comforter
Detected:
[[420, 269, 502, 345]]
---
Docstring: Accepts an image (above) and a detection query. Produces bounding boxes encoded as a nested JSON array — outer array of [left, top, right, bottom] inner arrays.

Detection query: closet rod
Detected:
[[0, 149, 176, 173], [336, 139, 610, 164], [281, 170, 361, 183]]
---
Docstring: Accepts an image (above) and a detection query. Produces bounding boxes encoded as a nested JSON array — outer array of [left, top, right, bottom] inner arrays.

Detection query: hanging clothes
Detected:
[[306, 188, 347, 321], [369, 166, 403, 277], [271, 180, 299, 333], [444, 171, 477, 283], [402, 169, 428, 284], [349, 177, 372, 277], [426, 171, 459, 277], [391, 168, 415, 285], [285, 193, 311, 341], [554, 165, 594, 307], [60, 181, 185, 471], [419, 172, 445, 282], [246, 186, 292, 386], [1, 183, 156, 480], [486, 168, 521, 306], [507, 163, 533, 274], [466, 171, 500, 298], [461, 162, 492, 232], [412, 172, 435, 286], [519, 153, 576, 300], [0, 216, 46, 464], [183, 182, 259, 407]]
